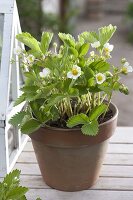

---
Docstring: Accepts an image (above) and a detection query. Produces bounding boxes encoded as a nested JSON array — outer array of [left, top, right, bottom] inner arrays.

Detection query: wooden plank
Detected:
[[110, 127, 133, 144], [14, 163, 133, 178], [20, 175, 133, 191], [104, 154, 133, 165], [107, 144, 133, 154], [26, 189, 133, 200], [17, 152, 133, 166], [17, 152, 36, 163], [23, 142, 33, 152], [23, 141, 133, 154], [101, 165, 133, 178]]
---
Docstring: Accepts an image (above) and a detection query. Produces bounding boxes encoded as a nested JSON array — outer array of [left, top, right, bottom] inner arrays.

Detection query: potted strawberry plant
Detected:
[[10, 24, 132, 191]]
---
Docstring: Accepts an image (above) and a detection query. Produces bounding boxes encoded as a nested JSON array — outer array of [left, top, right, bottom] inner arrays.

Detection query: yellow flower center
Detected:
[[97, 75, 103, 82], [72, 68, 78, 76], [104, 48, 109, 53]]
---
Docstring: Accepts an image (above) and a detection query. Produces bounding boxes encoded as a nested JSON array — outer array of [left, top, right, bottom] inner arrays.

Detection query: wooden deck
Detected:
[[14, 127, 133, 200]]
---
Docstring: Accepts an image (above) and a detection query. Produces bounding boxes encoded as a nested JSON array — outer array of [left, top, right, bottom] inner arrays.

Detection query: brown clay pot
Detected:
[[30, 102, 118, 191]]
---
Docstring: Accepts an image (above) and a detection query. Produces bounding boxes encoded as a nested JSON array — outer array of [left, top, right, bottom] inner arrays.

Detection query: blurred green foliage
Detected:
[[126, 2, 133, 43], [16, 0, 78, 40], [127, 2, 133, 18], [16, 0, 43, 40]]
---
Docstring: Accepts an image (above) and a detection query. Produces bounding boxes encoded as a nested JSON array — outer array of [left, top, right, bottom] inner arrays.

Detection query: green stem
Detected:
[[98, 92, 101, 105], [102, 92, 112, 119]]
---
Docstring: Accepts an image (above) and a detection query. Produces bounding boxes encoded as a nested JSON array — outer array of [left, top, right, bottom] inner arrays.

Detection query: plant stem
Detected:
[[98, 92, 101, 105], [102, 92, 112, 119]]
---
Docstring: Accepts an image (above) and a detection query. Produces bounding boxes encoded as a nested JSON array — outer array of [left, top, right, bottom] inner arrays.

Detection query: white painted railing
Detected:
[[0, 0, 28, 177]]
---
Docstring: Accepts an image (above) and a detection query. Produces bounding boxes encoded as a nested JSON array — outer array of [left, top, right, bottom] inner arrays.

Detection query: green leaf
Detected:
[[40, 32, 53, 54], [50, 106, 60, 121], [58, 33, 75, 47], [30, 101, 52, 123], [95, 61, 110, 72], [6, 186, 28, 199], [68, 88, 79, 97], [78, 57, 85, 67], [27, 49, 42, 58], [0, 170, 29, 200], [84, 67, 95, 79], [21, 119, 41, 134], [88, 78, 95, 87], [30, 101, 43, 122], [81, 120, 98, 136], [3, 169, 20, 188], [113, 82, 121, 90], [44, 94, 66, 112], [99, 24, 117, 46], [9, 111, 26, 126], [21, 85, 39, 93], [41, 84, 56, 97], [89, 86, 101, 93], [14, 94, 25, 107], [89, 60, 110, 72], [89, 60, 102, 70], [24, 71, 36, 80], [79, 43, 90, 57], [16, 32, 41, 52], [98, 82, 111, 93], [89, 104, 107, 121], [75, 85, 88, 95], [19, 195, 27, 200], [67, 113, 89, 128], [79, 31, 99, 43], [68, 47, 78, 57]]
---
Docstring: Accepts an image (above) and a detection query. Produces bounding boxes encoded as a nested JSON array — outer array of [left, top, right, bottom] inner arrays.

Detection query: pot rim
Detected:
[[42, 102, 118, 132]]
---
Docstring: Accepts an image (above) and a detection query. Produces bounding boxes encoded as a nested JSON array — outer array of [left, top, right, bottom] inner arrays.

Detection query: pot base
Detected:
[[32, 139, 109, 191]]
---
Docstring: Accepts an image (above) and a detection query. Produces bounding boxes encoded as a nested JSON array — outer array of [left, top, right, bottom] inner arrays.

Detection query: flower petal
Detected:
[[124, 62, 129, 67], [127, 65, 133, 72], [14, 47, 22, 55], [67, 72, 73, 79], [39, 72, 45, 78], [91, 41, 100, 48], [104, 43, 114, 52]]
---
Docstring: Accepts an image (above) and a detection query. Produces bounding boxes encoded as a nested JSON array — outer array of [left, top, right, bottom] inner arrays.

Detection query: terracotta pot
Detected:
[[30, 102, 118, 191]]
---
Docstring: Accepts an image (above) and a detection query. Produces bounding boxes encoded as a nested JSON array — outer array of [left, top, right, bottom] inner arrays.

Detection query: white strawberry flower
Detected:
[[26, 54, 35, 64], [14, 46, 22, 55], [96, 73, 106, 84], [39, 68, 51, 78], [91, 41, 101, 48], [103, 43, 114, 54], [67, 65, 81, 80], [90, 51, 95, 57], [122, 62, 133, 73]]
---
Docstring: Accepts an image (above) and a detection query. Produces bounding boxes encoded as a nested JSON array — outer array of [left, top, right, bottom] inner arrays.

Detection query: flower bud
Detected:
[[121, 58, 126, 64], [119, 85, 129, 95], [3, 183, 8, 187], [121, 67, 128, 75]]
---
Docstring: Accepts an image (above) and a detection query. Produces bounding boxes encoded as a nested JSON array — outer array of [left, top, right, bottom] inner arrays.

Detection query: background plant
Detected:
[[125, 1, 133, 44], [0, 170, 41, 200], [16, 0, 77, 40], [10, 24, 132, 136]]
